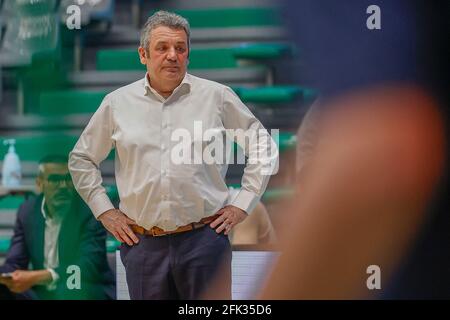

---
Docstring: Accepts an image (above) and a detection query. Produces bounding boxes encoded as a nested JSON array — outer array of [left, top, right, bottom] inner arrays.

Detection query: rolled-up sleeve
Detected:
[[221, 86, 279, 214], [45, 268, 59, 291], [69, 95, 115, 219]]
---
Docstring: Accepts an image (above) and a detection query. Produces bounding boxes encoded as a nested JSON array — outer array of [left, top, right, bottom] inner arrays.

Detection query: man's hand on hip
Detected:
[[210, 205, 248, 235], [98, 209, 139, 245]]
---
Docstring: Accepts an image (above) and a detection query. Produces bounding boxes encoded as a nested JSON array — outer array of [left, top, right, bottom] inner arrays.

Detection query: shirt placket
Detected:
[[160, 99, 172, 229]]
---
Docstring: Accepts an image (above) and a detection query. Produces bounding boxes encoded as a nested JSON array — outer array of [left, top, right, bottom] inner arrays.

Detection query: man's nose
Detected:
[[166, 47, 177, 61], [59, 179, 72, 188], [57, 182, 68, 190]]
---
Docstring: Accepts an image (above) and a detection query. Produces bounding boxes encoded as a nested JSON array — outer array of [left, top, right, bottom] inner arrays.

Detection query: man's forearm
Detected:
[[69, 152, 115, 218]]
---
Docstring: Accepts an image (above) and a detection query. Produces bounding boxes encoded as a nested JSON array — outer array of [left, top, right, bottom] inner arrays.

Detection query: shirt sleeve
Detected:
[[68, 95, 115, 219], [221, 86, 279, 214], [45, 268, 59, 291]]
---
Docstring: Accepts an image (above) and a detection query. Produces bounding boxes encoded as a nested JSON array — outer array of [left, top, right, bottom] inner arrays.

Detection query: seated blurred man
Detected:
[[0, 155, 115, 300], [227, 187, 277, 246]]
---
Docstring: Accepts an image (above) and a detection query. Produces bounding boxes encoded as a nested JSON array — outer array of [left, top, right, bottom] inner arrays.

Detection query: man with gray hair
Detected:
[[69, 10, 277, 299]]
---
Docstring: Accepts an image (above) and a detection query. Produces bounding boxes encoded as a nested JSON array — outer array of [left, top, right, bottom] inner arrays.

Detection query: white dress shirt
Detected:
[[41, 197, 61, 290], [69, 73, 278, 231]]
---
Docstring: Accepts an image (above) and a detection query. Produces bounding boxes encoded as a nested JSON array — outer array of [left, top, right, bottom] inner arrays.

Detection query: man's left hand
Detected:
[[1, 270, 42, 293], [210, 205, 248, 235]]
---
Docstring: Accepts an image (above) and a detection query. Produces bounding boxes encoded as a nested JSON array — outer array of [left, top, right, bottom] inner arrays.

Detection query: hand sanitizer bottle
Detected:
[[2, 139, 22, 187]]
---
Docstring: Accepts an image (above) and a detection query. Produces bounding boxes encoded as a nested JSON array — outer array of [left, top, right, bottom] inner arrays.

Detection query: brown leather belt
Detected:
[[131, 214, 220, 237]]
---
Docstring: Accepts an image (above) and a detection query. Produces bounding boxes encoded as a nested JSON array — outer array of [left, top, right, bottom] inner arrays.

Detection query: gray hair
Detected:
[[140, 10, 191, 52]]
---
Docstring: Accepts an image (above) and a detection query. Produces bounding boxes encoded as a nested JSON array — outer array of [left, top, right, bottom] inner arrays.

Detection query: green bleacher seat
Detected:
[[231, 43, 295, 60], [96, 49, 142, 71], [0, 236, 10, 254], [0, 196, 24, 229], [39, 90, 107, 115], [96, 47, 239, 71], [187, 48, 237, 69], [151, 7, 282, 29], [237, 86, 301, 103], [0, 195, 26, 210], [0, 134, 78, 162]]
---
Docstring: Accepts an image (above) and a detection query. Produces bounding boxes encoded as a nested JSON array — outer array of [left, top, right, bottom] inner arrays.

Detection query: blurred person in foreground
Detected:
[[0, 155, 115, 300], [260, 0, 449, 299], [295, 99, 321, 185]]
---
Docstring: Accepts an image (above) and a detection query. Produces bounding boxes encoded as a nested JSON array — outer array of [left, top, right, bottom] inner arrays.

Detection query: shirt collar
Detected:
[[41, 196, 62, 222], [41, 196, 48, 219], [143, 72, 192, 97]]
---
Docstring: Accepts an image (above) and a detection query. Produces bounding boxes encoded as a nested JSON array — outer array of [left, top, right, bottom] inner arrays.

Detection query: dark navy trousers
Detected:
[[120, 225, 232, 300]]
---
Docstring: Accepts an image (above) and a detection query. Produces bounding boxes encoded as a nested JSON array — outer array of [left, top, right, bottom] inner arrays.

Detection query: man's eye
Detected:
[[176, 47, 186, 53]]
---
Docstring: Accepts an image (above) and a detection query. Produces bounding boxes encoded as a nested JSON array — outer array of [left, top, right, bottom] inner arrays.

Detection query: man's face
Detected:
[[138, 26, 189, 85], [37, 163, 76, 212]]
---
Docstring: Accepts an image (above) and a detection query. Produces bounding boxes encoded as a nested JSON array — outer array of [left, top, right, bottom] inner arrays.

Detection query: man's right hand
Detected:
[[98, 209, 139, 246]]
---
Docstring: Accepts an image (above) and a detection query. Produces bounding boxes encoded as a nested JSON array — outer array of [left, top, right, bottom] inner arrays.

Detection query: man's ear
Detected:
[[138, 47, 147, 65], [36, 177, 43, 194]]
